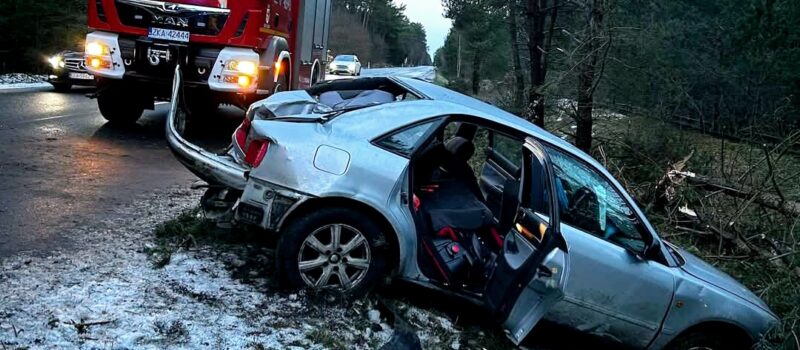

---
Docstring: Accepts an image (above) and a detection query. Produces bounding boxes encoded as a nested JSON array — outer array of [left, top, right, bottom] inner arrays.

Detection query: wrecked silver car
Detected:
[[166, 66, 778, 349]]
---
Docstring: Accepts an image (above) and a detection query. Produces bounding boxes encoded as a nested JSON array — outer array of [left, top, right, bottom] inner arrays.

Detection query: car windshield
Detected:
[[334, 55, 355, 62]]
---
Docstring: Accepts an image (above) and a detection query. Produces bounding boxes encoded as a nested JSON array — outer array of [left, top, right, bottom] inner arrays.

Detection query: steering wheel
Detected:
[[567, 186, 603, 234], [568, 186, 594, 212]]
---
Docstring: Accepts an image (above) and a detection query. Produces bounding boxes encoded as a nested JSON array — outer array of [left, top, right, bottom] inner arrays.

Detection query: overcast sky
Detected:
[[396, 0, 452, 59]]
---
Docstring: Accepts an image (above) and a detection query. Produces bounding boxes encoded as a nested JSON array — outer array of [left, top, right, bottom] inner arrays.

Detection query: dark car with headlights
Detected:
[[47, 51, 95, 92]]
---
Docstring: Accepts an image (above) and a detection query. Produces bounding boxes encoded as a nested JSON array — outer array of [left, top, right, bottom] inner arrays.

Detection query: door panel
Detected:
[[483, 138, 569, 345], [502, 231, 570, 343]]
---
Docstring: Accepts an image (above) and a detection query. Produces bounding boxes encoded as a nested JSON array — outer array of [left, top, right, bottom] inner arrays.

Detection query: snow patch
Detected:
[[0, 73, 52, 92], [0, 187, 393, 349]]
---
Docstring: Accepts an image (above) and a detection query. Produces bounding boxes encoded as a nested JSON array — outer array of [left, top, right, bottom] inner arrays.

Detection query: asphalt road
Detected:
[[0, 87, 241, 258]]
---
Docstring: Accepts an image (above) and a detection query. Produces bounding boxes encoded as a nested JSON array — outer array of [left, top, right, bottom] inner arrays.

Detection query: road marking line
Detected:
[[21, 114, 75, 124]]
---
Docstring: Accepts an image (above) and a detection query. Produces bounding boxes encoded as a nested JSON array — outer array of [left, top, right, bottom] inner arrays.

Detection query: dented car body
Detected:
[[166, 66, 778, 349]]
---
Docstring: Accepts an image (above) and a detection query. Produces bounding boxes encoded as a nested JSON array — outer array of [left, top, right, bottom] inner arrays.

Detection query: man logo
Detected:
[[153, 15, 189, 28]]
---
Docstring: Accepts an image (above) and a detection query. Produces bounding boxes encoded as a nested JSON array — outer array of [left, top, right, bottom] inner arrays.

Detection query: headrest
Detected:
[[444, 136, 475, 162], [319, 91, 344, 107]]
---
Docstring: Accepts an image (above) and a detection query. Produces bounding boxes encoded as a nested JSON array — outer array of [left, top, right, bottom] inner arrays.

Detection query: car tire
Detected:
[[665, 330, 748, 350], [51, 82, 71, 92], [97, 84, 144, 123], [277, 207, 388, 298]]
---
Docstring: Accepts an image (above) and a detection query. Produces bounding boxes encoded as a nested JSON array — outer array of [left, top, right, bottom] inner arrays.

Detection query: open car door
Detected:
[[483, 137, 570, 345]]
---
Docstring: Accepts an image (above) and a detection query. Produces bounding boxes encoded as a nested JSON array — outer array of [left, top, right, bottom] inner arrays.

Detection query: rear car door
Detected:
[[483, 137, 571, 345]]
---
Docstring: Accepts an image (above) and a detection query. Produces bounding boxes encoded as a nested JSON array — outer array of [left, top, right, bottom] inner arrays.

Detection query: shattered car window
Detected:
[[546, 147, 646, 252], [376, 121, 438, 157]]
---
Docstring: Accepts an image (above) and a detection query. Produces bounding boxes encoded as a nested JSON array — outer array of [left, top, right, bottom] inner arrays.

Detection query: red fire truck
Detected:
[[84, 0, 331, 123]]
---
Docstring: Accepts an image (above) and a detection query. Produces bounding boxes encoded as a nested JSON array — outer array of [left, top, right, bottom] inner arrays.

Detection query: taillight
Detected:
[[244, 139, 269, 167], [235, 117, 269, 167], [235, 117, 251, 149]]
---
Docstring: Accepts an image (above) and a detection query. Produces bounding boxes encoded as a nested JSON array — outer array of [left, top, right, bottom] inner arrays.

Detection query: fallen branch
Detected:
[[671, 170, 800, 218], [654, 151, 694, 208], [64, 319, 115, 334]]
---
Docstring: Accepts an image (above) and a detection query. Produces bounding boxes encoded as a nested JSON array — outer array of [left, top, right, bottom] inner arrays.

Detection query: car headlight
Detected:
[[48, 56, 64, 69]]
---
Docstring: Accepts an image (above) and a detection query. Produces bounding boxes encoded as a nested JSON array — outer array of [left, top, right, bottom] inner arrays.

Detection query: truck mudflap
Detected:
[[166, 64, 248, 190]]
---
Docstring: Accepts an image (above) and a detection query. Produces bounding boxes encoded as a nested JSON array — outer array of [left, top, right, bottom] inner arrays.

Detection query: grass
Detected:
[[305, 328, 347, 349], [147, 206, 279, 298]]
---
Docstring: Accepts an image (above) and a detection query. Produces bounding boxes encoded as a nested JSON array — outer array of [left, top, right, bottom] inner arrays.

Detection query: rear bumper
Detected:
[[165, 65, 248, 190]]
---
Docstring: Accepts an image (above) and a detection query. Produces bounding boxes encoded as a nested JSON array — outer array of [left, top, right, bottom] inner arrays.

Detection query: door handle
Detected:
[[537, 265, 553, 278]]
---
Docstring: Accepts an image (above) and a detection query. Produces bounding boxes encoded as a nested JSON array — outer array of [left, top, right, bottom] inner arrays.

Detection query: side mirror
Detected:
[[626, 239, 658, 262], [624, 246, 646, 261], [643, 239, 661, 260], [554, 228, 568, 253]]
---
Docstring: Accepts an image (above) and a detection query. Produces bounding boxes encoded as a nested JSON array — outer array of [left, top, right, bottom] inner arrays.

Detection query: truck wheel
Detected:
[[51, 83, 71, 92], [311, 65, 321, 85], [277, 207, 388, 298], [97, 84, 144, 123], [185, 90, 219, 116], [273, 72, 289, 94]]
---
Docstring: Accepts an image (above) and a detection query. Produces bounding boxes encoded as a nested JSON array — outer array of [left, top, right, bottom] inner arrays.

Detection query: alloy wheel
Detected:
[[297, 223, 371, 291]]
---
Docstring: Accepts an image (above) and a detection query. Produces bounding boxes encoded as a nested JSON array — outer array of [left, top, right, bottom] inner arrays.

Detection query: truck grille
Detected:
[[115, 0, 230, 36]]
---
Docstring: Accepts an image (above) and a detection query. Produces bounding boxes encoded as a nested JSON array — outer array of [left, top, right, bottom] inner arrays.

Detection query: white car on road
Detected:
[[328, 55, 362, 76]]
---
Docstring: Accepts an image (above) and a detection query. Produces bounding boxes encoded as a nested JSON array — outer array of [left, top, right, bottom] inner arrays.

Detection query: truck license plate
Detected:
[[69, 72, 93, 80], [148, 27, 190, 43]]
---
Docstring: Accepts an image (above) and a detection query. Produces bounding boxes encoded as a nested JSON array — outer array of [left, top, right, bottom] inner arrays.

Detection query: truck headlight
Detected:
[[85, 42, 109, 56], [48, 56, 65, 69], [228, 60, 258, 76], [222, 59, 258, 88]]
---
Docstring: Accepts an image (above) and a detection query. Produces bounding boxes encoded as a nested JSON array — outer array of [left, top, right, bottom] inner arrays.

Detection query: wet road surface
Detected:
[[0, 88, 241, 258]]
